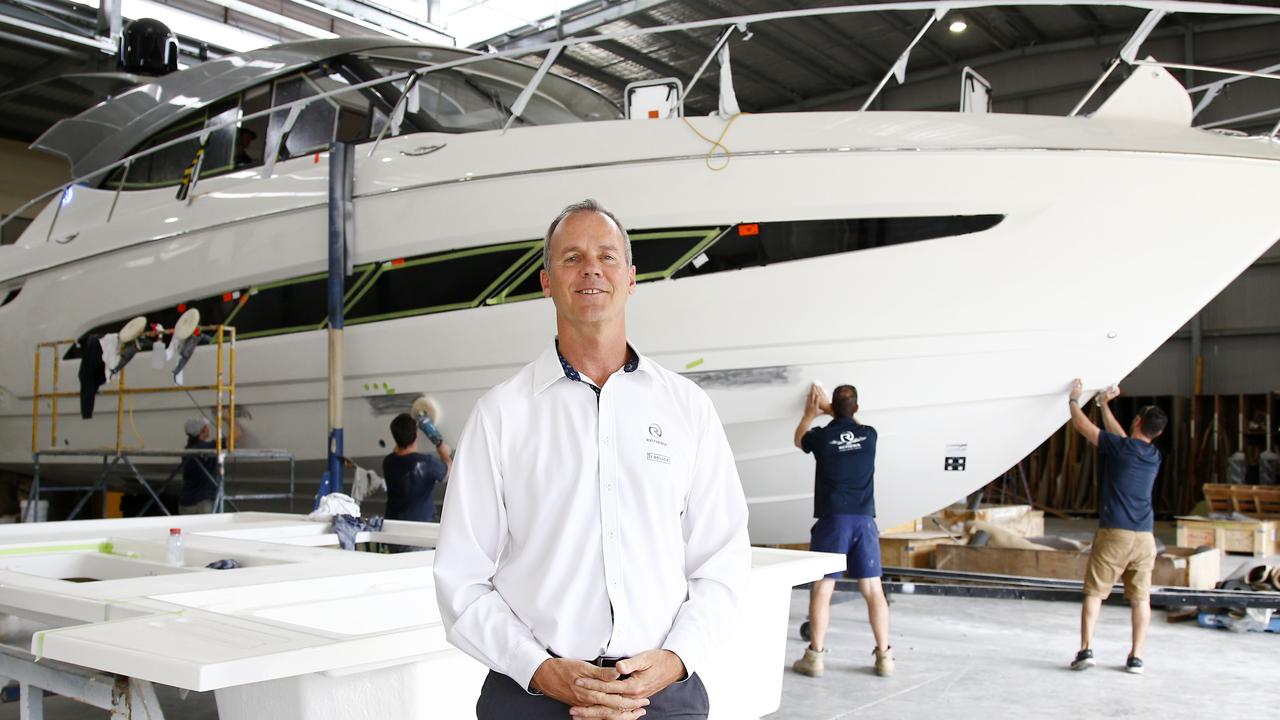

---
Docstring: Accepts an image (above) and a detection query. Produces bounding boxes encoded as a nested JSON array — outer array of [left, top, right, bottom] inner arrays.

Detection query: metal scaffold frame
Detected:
[[25, 325, 296, 521]]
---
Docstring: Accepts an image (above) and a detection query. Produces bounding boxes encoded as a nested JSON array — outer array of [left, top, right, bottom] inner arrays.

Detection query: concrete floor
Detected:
[[772, 588, 1277, 719]]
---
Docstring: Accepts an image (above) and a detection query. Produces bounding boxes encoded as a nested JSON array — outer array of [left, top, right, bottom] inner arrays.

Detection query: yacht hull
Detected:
[[3, 113, 1279, 543]]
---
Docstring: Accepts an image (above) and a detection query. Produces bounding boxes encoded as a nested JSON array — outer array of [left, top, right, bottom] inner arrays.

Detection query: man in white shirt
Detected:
[[434, 199, 750, 719]]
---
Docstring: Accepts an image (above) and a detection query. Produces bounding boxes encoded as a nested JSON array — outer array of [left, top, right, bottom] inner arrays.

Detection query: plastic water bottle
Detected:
[[166, 528, 184, 566]]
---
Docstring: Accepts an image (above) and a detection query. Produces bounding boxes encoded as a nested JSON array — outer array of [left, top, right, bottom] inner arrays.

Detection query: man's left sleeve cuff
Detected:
[[508, 642, 552, 696]]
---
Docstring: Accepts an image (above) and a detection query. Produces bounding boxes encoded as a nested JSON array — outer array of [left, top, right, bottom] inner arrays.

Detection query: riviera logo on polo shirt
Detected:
[[830, 431, 868, 452]]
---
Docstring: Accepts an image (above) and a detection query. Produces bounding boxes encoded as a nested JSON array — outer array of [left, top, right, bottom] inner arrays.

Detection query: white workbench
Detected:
[[0, 513, 841, 719]]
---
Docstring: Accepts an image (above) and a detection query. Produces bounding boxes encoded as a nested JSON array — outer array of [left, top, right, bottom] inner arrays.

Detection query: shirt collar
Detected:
[[533, 339, 644, 396]]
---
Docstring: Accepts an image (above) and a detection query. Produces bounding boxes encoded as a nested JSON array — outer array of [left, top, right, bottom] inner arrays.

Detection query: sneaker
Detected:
[[1070, 648, 1095, 671], [793, 646, 826, 677], [1125, 656, 1144, 675], [873, 646, 895, 676]]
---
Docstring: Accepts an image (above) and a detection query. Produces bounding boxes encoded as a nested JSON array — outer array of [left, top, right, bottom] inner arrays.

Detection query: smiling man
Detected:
[[434, 199, 750, 720]]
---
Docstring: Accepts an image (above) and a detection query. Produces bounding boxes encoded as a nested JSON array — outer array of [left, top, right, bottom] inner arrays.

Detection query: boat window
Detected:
[[62, 215, 1003, 356], [346, 243, 537, 324], [672, 216, 1005, 279], [270, 73, 339, 159], [236, 85, 272, 168], [103, 100, 238, 189], [631, 230, 721, 280], [232, 275, 330, 339], [346, 48, 620, 132]]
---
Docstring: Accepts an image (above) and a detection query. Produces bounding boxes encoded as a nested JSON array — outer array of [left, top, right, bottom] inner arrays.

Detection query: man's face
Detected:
[[540, 211, 636, 327]]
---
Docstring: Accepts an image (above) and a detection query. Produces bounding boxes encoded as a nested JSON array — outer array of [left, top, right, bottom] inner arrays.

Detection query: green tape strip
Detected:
[[0, 542, 111, 556]]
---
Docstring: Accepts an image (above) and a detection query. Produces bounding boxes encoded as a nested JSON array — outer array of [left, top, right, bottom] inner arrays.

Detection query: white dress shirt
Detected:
[[433, 341, 750, 692]]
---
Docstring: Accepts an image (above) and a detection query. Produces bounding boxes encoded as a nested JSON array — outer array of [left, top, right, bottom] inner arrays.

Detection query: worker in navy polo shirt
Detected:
[[1066, 379, 1166, 675], [792, 383, 894, 678], [434, 199, 750, 720]]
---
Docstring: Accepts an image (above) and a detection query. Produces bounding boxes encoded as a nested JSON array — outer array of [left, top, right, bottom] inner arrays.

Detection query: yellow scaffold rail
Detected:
[[31, 325, 237, 455]]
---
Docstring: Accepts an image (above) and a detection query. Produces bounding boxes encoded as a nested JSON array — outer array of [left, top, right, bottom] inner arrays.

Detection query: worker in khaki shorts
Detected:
[[1066, 379, 1167, 675]]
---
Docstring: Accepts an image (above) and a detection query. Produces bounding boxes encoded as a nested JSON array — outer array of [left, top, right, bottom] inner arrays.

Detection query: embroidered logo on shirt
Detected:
[[829, 431, 867, 452], [646, 452, 670, 464]]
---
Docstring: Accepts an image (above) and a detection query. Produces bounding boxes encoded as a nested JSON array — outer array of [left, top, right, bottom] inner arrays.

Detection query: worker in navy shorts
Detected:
[[792, 383, 894, 678]]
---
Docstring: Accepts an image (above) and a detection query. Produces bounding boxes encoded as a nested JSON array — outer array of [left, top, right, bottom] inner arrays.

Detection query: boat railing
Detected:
[[31, 324, 238, 456], [2, 0, 1279, 242]]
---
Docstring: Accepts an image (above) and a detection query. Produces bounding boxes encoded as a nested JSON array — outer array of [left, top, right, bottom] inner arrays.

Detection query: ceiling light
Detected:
[[949, 19, 968, 33]]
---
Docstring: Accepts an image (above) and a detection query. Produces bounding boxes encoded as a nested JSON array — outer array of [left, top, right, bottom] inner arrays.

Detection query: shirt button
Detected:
[[603, 437, 610, 446]]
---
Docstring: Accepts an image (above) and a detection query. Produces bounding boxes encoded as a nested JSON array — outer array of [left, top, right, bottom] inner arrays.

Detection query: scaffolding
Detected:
[[25, 325, 295, 521]]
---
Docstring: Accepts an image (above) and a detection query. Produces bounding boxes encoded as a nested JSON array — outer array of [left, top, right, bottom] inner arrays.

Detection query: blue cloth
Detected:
[[332, 514, 384, 551], [1097, 430, 1160, 532], [801, 418, 877, 518], [810, 514, 881, 579], [382, 452, 446, 523], [180, 438, 219, 506]]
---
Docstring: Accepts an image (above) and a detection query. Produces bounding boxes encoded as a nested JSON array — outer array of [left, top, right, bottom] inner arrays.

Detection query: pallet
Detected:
[[879, 531, 960, 569], [1176, 516, 1279, 557], [934, 544, 1220, 589], [1203, 483, 1280, 519]]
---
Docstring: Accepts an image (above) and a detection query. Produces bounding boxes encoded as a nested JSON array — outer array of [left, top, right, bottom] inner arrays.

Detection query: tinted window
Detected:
[[105, 101, 237, 189], [631, 232, 714, 278], [673, 216, 1004, 279], [347, 246, 532, 323], [232, 276, 329, 339], [270, 74, 338, 158]]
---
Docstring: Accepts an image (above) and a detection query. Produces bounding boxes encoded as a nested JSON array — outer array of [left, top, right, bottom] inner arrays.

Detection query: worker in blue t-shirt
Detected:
[[1066, 379, 1166, 676], [382, 413, 451, 530], [792, 383, 894, 679]]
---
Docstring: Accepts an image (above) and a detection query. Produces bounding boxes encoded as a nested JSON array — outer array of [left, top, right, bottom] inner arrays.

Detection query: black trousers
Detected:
[[475, 670, 709, 720]]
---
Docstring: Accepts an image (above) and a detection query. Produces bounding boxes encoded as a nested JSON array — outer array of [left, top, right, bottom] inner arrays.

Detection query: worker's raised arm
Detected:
[[1068, 378, 1101, 447], [794, 384, 824, 449], [1098, 386, 1126, 438]]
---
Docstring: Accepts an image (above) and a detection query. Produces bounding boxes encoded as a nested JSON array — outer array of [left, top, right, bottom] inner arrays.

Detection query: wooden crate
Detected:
[[941, 504, 1045, 537], [934, 545, 1220, 589], [881, 518, 925, 534], [1175, 516, 1279, 557], [1203, 484, 1280, 519], [879, 531, 960, 569]]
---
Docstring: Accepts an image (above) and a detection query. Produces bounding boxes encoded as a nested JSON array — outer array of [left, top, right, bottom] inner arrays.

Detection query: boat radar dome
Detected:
[[118, 19, 179, 76]]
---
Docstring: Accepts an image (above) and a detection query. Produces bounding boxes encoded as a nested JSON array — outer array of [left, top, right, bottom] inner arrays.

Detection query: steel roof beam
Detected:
[[1001, 6, 1047, 45], [628, 11, 801, 104], [874, 7, 956, 67], [766, 14, 1280, 113], [482, 0, 674, 52], [709, 0, 869, 87], [963, 11, 1014, 51]]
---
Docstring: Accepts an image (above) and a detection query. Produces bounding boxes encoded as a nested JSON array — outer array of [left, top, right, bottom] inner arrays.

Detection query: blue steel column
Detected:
[[326, 142, 351, 495]]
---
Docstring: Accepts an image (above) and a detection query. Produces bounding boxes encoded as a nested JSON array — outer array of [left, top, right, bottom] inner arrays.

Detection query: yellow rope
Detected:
[[682, 112, 743, 171]]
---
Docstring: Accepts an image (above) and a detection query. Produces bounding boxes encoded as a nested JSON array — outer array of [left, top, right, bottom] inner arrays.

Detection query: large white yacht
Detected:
[[2, 6, 1279, 543]]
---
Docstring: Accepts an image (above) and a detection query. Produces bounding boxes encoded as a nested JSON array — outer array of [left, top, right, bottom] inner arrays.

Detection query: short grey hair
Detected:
[[543, 198, 632, 269]]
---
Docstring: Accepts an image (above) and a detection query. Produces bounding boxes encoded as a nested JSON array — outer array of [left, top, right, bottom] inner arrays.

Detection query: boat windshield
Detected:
[[343, 47, 621, 132]]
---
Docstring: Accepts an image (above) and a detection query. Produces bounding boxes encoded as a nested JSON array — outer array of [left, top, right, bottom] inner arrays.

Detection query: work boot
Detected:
[[793, 646, 826, 677], [873, 646, 894, 676]]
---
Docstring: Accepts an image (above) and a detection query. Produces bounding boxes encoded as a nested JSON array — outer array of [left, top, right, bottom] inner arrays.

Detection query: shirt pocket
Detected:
[[620, 413, 691, 514]]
